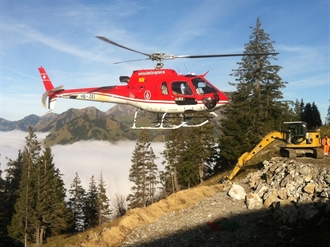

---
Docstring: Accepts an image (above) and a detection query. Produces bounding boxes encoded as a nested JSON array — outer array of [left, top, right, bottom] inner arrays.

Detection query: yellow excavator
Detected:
[[224, 121, 323, 181]]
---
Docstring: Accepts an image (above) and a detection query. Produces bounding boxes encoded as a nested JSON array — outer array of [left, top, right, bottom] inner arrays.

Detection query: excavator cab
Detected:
[[284, 121, 307, 144], [283, 121, 321, 149]]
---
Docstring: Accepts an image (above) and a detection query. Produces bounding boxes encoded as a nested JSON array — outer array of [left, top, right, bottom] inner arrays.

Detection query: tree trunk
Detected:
[[40, 226, 45, 245], [199, 163, 204, 183], [35, 225, 46, 245], [36, 227, 40, 246], [24, 160, 30, 247], [173, 167, 180, 192]]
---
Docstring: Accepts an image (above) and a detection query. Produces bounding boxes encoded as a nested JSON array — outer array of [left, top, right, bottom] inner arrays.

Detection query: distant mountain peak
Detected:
[[106, 104, 138, 116]]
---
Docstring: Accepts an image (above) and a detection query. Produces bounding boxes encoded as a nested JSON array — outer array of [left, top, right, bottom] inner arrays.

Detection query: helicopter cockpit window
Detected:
[[171, 81, 193, 95], [192, 78, 218, 94], [161, 82, 168, 95]]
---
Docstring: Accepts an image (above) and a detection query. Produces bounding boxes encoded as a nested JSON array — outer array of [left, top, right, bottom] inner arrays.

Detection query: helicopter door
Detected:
[[171, 81, 197, 105]]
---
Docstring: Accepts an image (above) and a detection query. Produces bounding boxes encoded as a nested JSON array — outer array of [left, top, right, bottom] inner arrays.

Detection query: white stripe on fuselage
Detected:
[[56, 92, 227, 114]]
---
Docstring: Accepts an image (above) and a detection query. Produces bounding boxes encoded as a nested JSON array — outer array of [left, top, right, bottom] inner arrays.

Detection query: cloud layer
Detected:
[[0, 131, 165, 200]]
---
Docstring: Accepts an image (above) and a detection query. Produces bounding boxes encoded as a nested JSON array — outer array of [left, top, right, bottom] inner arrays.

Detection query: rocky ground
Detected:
[[121, 190, 270, 247], [120, 193, 330, 247], [64, 157, 330, 247], [119, 157, 330, 247]]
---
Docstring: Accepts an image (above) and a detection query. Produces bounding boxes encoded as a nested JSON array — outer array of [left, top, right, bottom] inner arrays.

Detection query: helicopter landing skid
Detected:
[[130, 109, 217, 130]]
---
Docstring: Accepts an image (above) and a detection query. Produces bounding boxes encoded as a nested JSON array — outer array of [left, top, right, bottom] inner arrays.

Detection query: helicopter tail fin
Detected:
[[38, 67, 63, 110], [38, 67, 54, 91]]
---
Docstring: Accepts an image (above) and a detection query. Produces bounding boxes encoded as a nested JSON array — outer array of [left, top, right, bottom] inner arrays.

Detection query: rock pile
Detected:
[[228, 157, 330, 224]]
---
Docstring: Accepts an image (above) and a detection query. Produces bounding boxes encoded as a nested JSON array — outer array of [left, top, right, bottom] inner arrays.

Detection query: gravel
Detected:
[[120, 189, 273, 247]]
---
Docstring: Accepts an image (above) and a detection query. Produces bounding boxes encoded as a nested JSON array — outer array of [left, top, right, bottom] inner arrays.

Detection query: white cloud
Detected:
[[0, 131, 49, 161]]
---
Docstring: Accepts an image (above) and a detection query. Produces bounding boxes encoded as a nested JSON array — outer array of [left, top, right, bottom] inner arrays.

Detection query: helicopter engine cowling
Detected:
[[202, 93, 219, 109]]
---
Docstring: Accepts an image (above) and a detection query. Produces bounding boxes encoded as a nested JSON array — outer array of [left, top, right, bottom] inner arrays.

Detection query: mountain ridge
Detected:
[[0, 105, 139, 132], [0, 105, 167, 145]]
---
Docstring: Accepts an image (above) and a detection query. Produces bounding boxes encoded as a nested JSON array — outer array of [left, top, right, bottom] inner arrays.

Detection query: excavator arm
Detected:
[[225, 131, 285, 180]]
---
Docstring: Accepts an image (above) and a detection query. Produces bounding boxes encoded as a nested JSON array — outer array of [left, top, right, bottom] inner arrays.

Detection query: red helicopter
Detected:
[[39, 36, 277, 129]]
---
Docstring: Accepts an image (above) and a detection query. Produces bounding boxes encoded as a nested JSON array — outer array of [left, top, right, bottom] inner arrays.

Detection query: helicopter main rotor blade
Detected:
[[96, 36, 150, 57], [113, 58, 151, 64], [96, 36, 279, 68], [173, 52, 279, 59]]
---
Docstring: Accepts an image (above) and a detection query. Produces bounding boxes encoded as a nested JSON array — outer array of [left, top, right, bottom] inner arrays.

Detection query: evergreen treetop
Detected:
[[97, 172, 112, 225], [68, 172, 86, 233], [219, 18, 287, 167], [127, 130, 158, 209]]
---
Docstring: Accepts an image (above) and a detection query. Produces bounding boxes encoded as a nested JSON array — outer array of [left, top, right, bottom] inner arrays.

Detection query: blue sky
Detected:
[[1, 0, 329, 122]]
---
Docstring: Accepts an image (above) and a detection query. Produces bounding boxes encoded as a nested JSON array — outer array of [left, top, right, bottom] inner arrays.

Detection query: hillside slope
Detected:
[[43, 157, 330, 247]]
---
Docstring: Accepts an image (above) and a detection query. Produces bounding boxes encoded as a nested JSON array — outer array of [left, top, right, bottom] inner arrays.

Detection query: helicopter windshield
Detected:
[[192, 78, 218, 95]]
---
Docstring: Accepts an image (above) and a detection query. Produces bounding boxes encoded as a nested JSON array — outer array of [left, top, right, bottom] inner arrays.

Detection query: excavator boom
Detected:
[[226, 131, 284, 180]]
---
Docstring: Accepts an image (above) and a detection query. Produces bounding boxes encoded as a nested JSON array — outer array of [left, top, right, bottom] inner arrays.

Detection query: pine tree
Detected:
[[182, 118, 222, 180], [33, 146, 72, 243], [218, 18, 287, 168], [160, 128, 185, 194], [127, 130, 158, 208], [112, 194, 127, 218], [158, 169, 172, 198], [299, 99, 305, 120], [186, 122, 215, 183], [303, 103, 313, 128], [8, 129, 71, 246], [84, 175, 99, 229], [0, 160, 6, 241], [301, 102, 322, 129], [145, 147, 158, 204], [311, 102, 322, 128], [68, 172, 86, 233], [160, 120, 216, 192], [1, 151, 23, 242], [8, 127, 41, 246], [97, 172, 112, 225], [291, 99, 303, 121], [175, 124, 215, 188], [205, 143, 221, 178], [326, 100, 330, 125]]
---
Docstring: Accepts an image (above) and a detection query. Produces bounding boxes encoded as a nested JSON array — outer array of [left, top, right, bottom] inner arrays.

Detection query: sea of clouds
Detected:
[[0, 131, 165, 201]]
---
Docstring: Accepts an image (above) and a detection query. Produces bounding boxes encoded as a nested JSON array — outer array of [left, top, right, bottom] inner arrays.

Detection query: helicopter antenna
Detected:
[[183, 64, 189, 74]]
